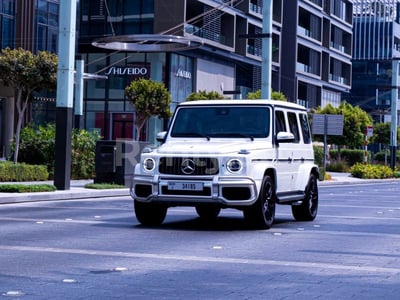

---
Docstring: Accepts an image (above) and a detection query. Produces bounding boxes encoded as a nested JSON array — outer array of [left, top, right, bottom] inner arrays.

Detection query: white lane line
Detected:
[[0, 245, 399, 274], [0, 217, 107, 225]]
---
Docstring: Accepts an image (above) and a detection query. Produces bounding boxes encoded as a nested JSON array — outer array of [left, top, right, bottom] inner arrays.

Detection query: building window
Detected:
[[80, 0, 154, 37], [331, 0, 352, 24], [0, 0, 15, 48], [322, 89, 341, 108], [35, 0, 59, 52]]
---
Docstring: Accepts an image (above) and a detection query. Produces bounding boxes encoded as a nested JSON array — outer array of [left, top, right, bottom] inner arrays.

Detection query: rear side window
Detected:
[[300, 113, 311, 144], [275, 110, 286, 134], [287, 112, 300, 143]]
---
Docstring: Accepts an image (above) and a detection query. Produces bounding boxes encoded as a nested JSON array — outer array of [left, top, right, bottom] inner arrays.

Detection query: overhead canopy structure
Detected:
[[92, 34, 204, 52]]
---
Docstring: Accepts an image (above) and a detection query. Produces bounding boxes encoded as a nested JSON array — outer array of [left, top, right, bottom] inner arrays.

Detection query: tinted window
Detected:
[[171, 106, 270, 138], [300, 113, 311, 144], [287, 112, 300, 143], [275, 110, 286, 134]]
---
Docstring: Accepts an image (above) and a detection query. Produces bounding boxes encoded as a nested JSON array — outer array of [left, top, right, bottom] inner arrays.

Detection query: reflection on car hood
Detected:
[[157, 140, 273, 155]]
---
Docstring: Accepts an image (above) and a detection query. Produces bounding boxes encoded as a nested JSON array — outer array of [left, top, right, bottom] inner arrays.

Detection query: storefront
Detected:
[[30, 49, 238, 145], [78, 51, 197, 144]]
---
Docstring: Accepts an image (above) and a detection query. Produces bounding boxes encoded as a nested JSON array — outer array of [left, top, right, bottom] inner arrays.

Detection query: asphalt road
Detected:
[[0, 181, 399, 299]]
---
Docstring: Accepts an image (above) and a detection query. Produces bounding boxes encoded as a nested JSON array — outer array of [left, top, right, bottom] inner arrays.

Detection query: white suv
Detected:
[[130, 100, 319, 229]]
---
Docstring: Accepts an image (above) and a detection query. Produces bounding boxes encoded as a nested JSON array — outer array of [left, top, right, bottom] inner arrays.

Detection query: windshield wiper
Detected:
[[211, 133, 254, 141], [174, 132, 210, 140]]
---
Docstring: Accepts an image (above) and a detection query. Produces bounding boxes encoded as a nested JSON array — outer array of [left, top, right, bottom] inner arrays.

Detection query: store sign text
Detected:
[[105, 66, 149, 76], [175, 69, 191, 79]]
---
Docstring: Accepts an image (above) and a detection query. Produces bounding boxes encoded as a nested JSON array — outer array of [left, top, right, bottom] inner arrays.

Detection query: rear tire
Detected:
[[134, 200, 167, 226], [291, 173, 318, 221], [195, 206, 221, 220], [243, 175, 276, 229]]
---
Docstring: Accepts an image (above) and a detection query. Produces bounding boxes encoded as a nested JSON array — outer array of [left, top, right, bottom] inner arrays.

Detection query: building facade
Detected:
[[282, 0, 353, 108], [76, 0, 353, 144], [0, 0, 60, 158], [350, 0, 400, 124], [1, 0, 354, 156]]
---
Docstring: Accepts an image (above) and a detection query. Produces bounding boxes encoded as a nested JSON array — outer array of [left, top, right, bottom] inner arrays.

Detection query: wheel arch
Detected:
[[295, 164, 319, 190], [263, 168, 277, 189]]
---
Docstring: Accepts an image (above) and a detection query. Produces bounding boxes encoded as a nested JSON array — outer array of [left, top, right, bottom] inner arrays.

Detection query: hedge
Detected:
[[0, 161, 49, 182]]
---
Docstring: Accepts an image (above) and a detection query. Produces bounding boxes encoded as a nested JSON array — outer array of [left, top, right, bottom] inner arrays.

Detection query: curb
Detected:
[[0, 188, 130, 204]]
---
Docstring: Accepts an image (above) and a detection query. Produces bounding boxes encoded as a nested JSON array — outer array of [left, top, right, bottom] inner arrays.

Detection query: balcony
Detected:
[[185, 24, 227, 46], [249, 3, 262, 15], [329, 73, 350, 86], [247, 45, 261, 57]]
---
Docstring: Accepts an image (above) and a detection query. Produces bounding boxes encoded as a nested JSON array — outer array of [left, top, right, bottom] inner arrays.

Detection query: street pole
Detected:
[[390, 59, 398, 169], [54, 0, 77, 190], [74, 59, 84, 129], [261, 0, 272, 99]]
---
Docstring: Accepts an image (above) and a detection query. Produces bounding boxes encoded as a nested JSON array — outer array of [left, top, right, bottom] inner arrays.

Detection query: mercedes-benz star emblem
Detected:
[[181, 159, 196, 175]]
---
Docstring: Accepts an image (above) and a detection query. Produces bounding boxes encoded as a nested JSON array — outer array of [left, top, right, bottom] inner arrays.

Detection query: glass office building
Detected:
[[351, 0, 400, 122]]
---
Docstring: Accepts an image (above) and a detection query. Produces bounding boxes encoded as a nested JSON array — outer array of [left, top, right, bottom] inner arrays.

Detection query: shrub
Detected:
[[71, 129, 101, 179], [349, 163, 395, 179], [0, 161, 49, 181], [0, 184, 56, 192], [326, 161, 349, 172], [313, 145, 324, 168], [373, 150, 400, 163], [12, 124, 100, 179], [329, 149, 366, 166]]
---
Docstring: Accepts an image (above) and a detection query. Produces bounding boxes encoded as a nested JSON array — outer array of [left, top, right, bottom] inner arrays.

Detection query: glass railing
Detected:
[[329, 74, 349, 85], [330, 41, 347, 53], [250, 3, 262, 14], [297, 62, 310, 73], [184, 24, 227, 46]]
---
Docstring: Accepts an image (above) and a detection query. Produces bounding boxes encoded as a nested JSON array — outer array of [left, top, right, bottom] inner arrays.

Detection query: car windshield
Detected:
[[170, 105, 271, 139]]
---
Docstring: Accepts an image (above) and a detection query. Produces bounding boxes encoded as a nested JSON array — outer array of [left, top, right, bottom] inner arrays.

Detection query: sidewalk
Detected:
[[0, 180, 129, 204], [0, 173, 397, 204]]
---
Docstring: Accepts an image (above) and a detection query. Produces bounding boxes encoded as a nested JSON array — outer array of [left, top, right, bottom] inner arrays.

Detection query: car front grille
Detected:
[[158, 157, 219, 175]]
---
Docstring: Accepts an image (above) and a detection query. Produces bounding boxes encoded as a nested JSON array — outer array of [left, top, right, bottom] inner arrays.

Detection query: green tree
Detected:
[[185, 90, 225, 101], [247, 89, 287, 101], [370, 122, 400, 148], [125, 78, 172, 140], [0, 48, 58, 163]]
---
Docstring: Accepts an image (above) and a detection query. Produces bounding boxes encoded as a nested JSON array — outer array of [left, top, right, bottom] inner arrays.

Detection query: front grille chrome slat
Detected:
[[159, 157, 219, 175]]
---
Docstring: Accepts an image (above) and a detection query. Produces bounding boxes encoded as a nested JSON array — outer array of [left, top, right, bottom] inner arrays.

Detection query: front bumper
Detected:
[[130, 174, 259, 206]]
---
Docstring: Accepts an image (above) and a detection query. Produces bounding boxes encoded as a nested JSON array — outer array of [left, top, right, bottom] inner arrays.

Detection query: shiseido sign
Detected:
[[175, 68, 191, 79], [104, 63, 150, 79]]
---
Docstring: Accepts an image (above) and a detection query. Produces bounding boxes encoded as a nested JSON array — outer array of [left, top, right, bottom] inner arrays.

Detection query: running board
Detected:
[[276, 191, 305, 204]]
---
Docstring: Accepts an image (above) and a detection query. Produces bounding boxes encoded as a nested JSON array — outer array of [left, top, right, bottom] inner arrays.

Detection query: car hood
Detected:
[[156, 139, 273, 155]]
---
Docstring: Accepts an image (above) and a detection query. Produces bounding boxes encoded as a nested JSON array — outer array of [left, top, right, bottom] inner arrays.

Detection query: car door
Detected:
[[274, 109, 296, 192]]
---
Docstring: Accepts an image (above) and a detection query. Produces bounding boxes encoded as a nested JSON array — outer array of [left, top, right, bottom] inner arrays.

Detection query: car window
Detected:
[[275, 110, 286, 134], [170, 106, 271, 138], [287, 112, 300, 143], [299, 113, 311, 144]]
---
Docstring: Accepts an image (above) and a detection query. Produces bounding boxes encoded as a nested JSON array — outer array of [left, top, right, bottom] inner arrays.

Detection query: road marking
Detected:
[[0, 245, 398, 274]]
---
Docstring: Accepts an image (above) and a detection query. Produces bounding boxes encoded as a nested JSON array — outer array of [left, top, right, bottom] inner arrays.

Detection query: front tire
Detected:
[[134, 200, 167, 226], [291, 173, 318, 221], [243, 175, 276, 229]]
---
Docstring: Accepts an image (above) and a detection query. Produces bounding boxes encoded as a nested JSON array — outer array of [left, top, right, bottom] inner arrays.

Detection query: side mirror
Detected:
[[276, 131, 295, 143], [156, 131, 167, 143]]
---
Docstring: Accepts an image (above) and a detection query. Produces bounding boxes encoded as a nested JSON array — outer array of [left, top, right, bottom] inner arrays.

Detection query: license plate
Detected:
[[167, 181, 203, 191]]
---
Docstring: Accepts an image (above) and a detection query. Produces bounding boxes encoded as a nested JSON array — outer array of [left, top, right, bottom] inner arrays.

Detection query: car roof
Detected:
[[178, 99, 307, 111]]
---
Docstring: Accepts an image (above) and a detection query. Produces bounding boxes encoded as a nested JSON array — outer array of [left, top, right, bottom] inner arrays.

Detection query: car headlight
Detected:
[[226, 159, 243, 173], [143, 158, 156, 172]]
